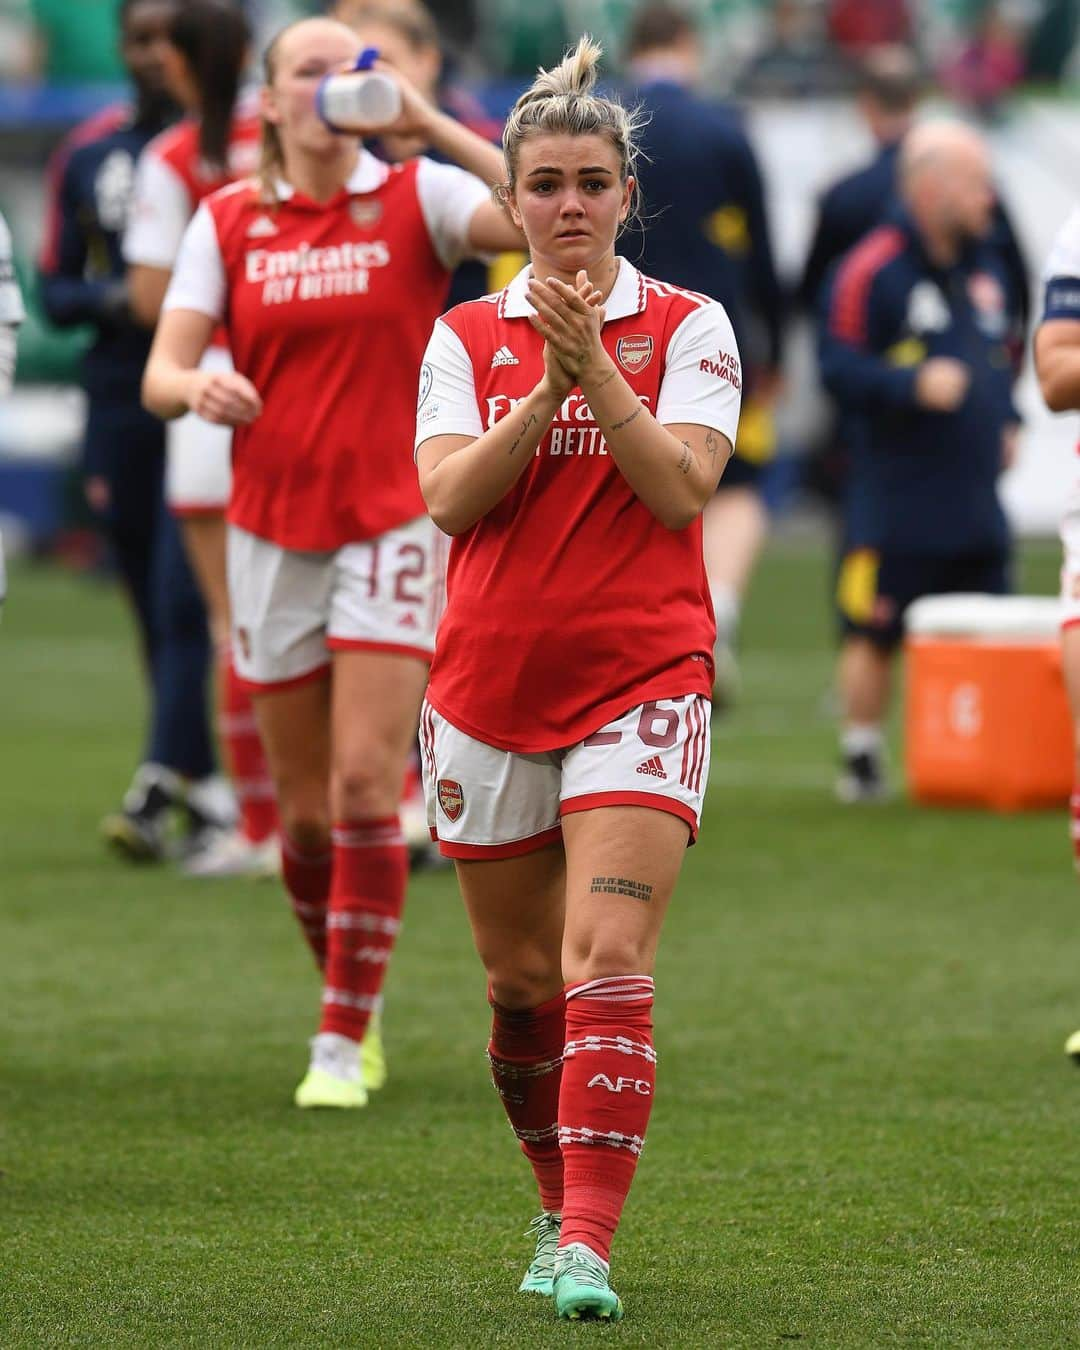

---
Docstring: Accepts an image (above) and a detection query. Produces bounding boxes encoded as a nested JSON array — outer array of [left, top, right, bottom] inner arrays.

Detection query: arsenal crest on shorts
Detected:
[[437, 778, 464, 821], [615, 334, 653, 373]]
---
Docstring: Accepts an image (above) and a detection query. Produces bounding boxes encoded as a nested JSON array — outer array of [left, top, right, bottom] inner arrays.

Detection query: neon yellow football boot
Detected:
[[294, 1032, 368, 1109], [359, 1010, 387, 1092]]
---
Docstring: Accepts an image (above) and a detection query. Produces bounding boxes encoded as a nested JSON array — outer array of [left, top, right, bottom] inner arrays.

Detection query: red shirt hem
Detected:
[[425, 670, 713, 755]]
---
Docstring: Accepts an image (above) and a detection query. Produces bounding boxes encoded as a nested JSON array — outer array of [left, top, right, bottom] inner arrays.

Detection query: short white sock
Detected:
[[558, 1241, 609, 1273], [841, 723, 883, 757], [710, 584, 740, 645], [311, 1031, 362, 1080]]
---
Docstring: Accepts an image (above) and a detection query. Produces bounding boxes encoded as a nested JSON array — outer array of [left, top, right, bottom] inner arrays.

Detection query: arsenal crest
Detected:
[[616, 334, 653, 373], [437, 778, 464, 821], [350, 199, 382, 228]]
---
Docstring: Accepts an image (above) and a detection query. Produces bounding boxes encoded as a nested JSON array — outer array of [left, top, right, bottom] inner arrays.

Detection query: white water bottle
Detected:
[[317, 47, 402, 132]]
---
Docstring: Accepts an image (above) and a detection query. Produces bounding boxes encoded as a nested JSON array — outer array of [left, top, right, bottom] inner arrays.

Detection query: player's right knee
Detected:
[[485, 958, 562, 1012], [279, 807, 330, 855]]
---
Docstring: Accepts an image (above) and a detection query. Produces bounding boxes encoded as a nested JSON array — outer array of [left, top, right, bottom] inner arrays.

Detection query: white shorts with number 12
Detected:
[[228, 515, 446, 688]]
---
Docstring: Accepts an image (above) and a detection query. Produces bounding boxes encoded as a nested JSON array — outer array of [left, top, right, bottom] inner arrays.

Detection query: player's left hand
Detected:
[[527, 270, 606, 381]]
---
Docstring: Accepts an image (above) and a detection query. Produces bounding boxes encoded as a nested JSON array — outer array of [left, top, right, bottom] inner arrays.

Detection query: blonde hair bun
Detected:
[[502, 35, 645, 210]]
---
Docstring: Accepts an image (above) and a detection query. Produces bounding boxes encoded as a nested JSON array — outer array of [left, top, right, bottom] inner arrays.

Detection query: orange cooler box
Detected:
[[905, 594, 1072, 811]]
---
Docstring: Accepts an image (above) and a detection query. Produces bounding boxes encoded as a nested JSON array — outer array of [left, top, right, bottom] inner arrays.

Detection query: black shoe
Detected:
[[100, 765, 182, 862], [835, 749, 888, 803]]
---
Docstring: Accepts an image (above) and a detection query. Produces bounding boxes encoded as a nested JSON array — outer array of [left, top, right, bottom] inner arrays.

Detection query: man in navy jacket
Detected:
[[819, 120, 1023, 801], [800, 47, 1027, 512]]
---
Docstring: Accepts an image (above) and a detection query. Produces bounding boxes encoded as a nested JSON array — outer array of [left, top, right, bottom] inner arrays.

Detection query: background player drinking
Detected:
[[141, 15, 524, 1106]]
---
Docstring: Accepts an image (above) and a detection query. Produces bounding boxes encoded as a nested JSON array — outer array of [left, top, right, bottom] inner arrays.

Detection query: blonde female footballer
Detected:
[[416, 37, 741, 1322]]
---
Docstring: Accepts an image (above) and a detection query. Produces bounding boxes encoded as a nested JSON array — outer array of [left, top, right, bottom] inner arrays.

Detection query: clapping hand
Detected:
[[528, 269, 606, 395]]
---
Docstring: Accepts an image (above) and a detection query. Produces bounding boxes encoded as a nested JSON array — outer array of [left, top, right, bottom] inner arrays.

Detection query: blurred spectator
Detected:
[[939, 3, 1026, 121], [818, 122, 1024, 803], [1025, 0, 1079, 85], [625, 1, 784, 707], [29, 0, 127, 85], [0, 0, 37, 81], [37, 0, 219, 861], [827, 0, 911, 54], [736, 0, 846, 99]]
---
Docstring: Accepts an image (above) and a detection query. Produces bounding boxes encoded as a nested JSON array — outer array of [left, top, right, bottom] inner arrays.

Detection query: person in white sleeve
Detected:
[[0, 209, 26, 613], [142, 15, 523, 1107], [1035, 207, 1080, 1058]]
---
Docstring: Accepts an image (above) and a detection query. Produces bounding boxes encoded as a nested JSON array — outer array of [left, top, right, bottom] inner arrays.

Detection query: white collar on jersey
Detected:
[[272, 148, 390, 201], [499, 256, 646, 322]]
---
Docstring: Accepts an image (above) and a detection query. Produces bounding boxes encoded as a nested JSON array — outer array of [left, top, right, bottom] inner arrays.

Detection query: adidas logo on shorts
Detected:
[[635, 755, 666, 779], [490, 345, 519, 368]]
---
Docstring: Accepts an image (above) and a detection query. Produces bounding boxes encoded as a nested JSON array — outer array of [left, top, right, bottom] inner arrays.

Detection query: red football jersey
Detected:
[[417, 260, 742, 752], [164, 153, 488, 550]]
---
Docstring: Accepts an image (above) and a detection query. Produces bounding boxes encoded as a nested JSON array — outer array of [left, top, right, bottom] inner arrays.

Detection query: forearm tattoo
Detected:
[[609, 406, 641, 432], [589, 876, 654, 903], [678, 441, 693, 475], [509, 413, 537, 456], [592, 367, 618, 391], [705, 428, 720, 462]]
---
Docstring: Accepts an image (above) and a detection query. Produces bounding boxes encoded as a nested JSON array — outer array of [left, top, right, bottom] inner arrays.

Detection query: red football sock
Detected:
[[219, 659, 278, 844], [1071, 790, 1080, 868], [558, 976, 656, 1263], [488, 989, 566, 1213], [319, 817, 407, 1041], [281, 833, 332, 970]]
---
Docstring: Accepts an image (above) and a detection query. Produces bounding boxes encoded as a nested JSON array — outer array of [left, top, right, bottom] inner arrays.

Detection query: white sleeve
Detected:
[[0, 325, 16, 397], [161, 204, 225, 320], [415, 318, 483, 450], [415, 158, 493, 271], [1043, 208, 1080, 283], [0, 213, 25, 326], [123, 150, 193, 269], [655, 302, 742, 446]]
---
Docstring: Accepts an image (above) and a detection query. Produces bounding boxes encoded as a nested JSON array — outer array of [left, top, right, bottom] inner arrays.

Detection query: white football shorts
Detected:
[[228, 515, 448, 689], [1061, 480, 1080, 629], [419, 694, 712, 860], [165, 344, 233, 514]]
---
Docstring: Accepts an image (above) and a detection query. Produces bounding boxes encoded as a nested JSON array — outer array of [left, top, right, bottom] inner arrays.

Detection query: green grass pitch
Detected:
[[3, 539, 1079, 1347]]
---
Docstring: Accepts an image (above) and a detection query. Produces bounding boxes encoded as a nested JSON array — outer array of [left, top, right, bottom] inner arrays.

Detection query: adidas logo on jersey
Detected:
[[490, 345, 519, 368], [635, 755, 666, 779], [246, 214, 279, 238]]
